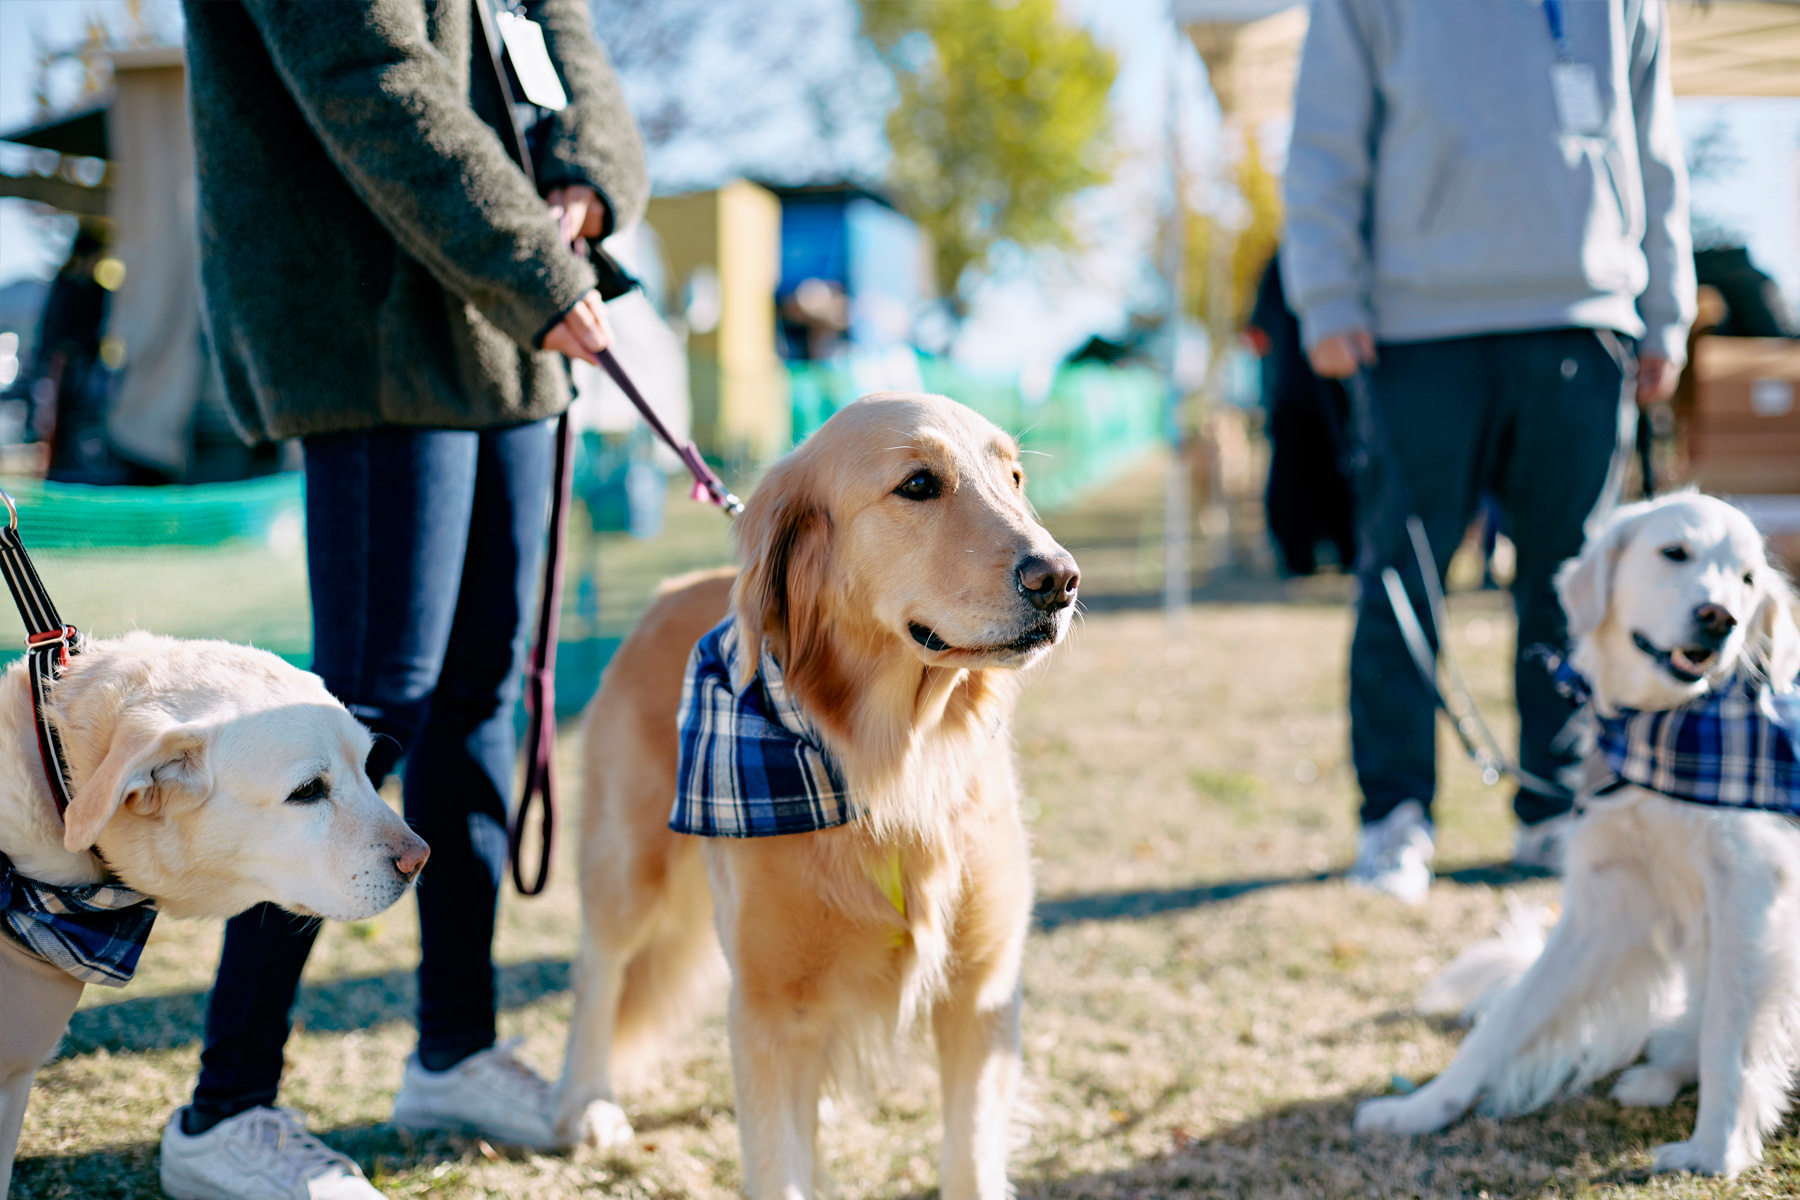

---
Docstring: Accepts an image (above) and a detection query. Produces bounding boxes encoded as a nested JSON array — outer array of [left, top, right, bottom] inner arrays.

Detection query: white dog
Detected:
[[1355, 493, 1800, 1176], [0, 632, 430, 1190]]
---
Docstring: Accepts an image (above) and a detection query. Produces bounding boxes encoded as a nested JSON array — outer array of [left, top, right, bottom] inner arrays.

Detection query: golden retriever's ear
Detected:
[[731, 459, 834, 694], [63, 715, 211, 852], [1555, 507, 1645, 639], [1749, 570, 1800, 690]]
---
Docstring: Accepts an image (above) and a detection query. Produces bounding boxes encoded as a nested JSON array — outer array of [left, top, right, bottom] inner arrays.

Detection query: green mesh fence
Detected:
[[0, 362, 1161, 718], [0, 475, 312, 663], [787, 360, 1166, 511]]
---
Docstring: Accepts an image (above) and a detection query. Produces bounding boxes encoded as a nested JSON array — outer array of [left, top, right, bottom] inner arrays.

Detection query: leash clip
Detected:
[[0, 488, 16, 531]]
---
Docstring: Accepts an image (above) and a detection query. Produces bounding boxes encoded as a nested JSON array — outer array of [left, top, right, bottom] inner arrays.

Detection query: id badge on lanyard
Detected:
[[1543, 0, 1604, 135], [496, 9, 569, 111]]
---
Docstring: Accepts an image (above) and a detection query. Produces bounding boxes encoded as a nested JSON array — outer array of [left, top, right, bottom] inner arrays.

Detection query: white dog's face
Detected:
[[1557, 494, 1800, 712], [49, 634, 429, 921]]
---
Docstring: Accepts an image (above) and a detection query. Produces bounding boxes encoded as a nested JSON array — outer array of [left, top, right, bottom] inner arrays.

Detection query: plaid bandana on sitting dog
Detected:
[[0, 852, 158, 987], [1544, 653, 1800, 814], [672, 617, 857, 838]]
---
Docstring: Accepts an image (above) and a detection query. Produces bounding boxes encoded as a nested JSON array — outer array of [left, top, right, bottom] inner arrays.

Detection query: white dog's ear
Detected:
[[1555, 507, 1646, 639], [1749, 569, 1800, 690], [63, 714, 211, 851]]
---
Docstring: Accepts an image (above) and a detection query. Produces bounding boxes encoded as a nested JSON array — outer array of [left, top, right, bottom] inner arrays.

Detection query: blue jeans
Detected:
[[191, 421, 552, 1120], [1350, 329, 1633, 830]]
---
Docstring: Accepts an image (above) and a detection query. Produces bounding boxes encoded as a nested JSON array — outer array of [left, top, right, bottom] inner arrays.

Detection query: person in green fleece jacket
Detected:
[[1281, 0, 1694, 905], [160, 4, 647, 1198]]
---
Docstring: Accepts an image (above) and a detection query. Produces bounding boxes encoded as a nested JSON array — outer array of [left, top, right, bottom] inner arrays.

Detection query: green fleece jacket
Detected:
[[183, 0, 648, 441]]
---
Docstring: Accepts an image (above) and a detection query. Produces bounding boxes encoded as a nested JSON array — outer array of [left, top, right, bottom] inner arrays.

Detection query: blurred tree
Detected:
[[859, 0, 1117, 315], [1184, 130, 1281, 331]]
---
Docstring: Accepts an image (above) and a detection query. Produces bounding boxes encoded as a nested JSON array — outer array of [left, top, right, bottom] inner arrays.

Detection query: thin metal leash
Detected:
[[1344, 369, 1576, 804]]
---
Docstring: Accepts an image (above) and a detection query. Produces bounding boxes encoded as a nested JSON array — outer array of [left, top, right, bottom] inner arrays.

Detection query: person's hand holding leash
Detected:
[[1309, 328, 1377, 379], [542, 290, 614, 365], [547, 184, 606, 245], [1637, 353, 1677, 405]]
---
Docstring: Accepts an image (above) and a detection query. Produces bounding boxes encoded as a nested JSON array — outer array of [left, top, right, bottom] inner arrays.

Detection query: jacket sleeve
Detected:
[[1280, 0, 1379, 354], [1628, 0, 1695, 366], [241, 0, 595, 349], [524, 0, 650, 237]]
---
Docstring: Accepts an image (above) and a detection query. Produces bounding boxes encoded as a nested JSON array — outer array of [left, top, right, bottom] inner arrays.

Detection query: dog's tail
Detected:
[[1417, 896, 1554, 1022]]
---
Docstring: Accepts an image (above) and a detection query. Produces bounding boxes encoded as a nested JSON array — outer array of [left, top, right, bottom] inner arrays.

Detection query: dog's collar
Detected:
[[0, 496, 80, 822], [1538, 646, 1800, 814]]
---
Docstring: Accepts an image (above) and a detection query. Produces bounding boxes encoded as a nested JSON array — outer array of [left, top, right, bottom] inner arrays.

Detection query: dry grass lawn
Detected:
[[12, 587, 1799, 1197]]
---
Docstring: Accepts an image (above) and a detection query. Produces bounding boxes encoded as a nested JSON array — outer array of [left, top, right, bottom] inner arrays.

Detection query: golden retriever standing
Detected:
[[1355, 493, 1800, 1176], [0, 632, 430, 1190], [555, 392, 1079, 1198]]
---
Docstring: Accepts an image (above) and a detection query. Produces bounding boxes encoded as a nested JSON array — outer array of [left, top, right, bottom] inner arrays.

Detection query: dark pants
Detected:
[[1350, 329, 1633, 829], [1265, 377, 1356, 576], [191, 421, 552, 1121]]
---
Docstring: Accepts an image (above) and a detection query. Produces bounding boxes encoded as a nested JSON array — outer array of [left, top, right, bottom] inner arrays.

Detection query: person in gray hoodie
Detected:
[[1281, 0, 1693, 904]]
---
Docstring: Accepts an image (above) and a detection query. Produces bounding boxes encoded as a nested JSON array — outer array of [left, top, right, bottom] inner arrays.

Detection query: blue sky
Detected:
[[1, 0, 1794, 370]]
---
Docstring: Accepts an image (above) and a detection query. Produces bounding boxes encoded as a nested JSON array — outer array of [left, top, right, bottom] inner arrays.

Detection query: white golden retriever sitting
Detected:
[[1354, 493, 1800, 1175], [0, 632, 430, 1189]]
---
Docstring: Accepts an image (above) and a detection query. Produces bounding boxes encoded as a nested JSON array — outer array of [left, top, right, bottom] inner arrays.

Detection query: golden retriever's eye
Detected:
[[1012, 470, 1022, 488], [286, 777, 328, 804], [895, 469, 941, 501], [1660, 545, 1688, 563]]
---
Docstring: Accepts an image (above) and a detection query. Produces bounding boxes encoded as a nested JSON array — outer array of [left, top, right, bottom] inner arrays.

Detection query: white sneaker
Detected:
[[392, 1037, 561, 1149], [1513, 812, 1575, 873], [1347, 799, 1435, 905], [159, 1106, 383, 1200]]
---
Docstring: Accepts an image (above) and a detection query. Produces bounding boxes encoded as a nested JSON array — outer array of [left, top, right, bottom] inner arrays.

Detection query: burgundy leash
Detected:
[[473, 0, 742, 893], [508, 353, 740, 896]]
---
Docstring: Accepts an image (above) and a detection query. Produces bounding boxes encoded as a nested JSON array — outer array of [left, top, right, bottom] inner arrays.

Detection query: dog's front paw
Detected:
[[1354, 1093, 1457, 1136], [1652, 1139, 1750, 1177], [574, 1099, 635, 1148], [1611, 1065, 1686, 1108]]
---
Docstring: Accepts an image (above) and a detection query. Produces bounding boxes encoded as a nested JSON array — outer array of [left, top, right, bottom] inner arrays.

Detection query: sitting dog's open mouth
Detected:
[[910, 619, 1059, 657], [1631, 631, 1715, 683]]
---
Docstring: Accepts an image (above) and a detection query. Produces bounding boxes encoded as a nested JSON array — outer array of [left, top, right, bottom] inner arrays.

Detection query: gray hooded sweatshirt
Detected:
[[1281, 0, 1694, 363]]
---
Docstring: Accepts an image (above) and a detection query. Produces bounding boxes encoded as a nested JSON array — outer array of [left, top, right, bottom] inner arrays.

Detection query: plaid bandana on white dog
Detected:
[[672, 618, 858, 838], [1545, 653, 1800, 814], [1, 852, 158, 987]]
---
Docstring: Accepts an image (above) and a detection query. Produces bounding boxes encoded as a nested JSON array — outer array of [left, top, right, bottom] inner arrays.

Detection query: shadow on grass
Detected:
[[58, 957, 571, 1059], [19, 1084, 1796, 1200], [1034, 860, 1554, 932], [9, 1121, 529, 1200]]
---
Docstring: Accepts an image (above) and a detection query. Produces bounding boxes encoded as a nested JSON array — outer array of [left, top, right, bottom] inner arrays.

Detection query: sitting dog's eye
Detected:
[[1660, 545, 1689, 563], [286, 777, 328, 804], [1012, 470, 1023, 488], [895, 470, 941, 501], [1744, 570, 1755, 586]]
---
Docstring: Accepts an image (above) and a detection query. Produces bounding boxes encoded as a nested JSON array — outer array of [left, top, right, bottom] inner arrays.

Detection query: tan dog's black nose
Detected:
[[1018, 553, 1079, 612], [394, 837, 431, 880], [1694, 603, 1737, 640]]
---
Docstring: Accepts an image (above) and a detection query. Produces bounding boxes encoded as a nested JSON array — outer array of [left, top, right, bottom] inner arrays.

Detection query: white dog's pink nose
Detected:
[[394, 837, 430, 879]]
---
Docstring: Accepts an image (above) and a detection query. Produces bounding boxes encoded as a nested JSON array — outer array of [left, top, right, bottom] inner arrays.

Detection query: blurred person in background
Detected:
[[1282, 0, 1692, 903], [161, 3, 646, 1197], [1246, 250, 1356, 578]]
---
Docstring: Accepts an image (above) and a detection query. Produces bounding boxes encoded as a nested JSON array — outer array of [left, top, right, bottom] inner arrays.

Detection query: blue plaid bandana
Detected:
[[0, 852, 158, 987], [672, 617, 857, 838], [1545, 654, 1800, 815]]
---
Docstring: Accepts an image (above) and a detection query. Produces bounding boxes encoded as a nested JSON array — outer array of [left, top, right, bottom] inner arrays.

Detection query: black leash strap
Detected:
[[0, 489, 79, 819]]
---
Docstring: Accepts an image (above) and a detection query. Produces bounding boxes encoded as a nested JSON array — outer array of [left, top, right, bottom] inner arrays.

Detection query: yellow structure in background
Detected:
[[645, 180, 789, 467]]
